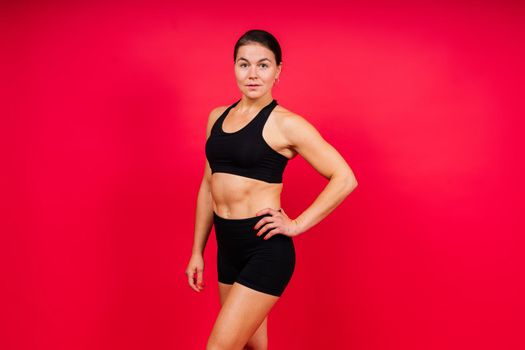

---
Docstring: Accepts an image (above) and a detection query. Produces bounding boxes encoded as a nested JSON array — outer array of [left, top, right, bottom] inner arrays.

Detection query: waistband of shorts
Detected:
[[213, 211, 273, 224]]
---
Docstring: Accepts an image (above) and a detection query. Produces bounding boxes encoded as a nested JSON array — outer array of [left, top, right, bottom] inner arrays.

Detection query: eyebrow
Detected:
[[237, 57, 271, 63]]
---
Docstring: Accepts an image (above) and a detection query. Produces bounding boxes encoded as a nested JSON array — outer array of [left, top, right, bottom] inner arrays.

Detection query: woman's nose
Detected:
[[249, 65, 258, 77]]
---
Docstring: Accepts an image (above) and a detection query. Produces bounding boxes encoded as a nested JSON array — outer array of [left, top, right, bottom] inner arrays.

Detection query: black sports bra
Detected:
[[205, 99, 289, 183]]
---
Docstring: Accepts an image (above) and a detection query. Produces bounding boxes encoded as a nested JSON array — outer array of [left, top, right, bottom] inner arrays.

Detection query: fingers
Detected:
[[196, 269, 205, 291], [255, 207, 272, 216], [253, 207, 284, 230], [253, 215, 272, 230], [254, 208, 294, 239], [187, 269, 198, 292], [264, 227, 283, 240], [255, 207, 282, 217], [253, 207, 292, 238], [186, 267, 205, 292], [256, 222, 278, 237]]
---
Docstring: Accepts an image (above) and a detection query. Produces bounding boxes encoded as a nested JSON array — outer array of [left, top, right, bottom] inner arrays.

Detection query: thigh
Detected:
[[245, 316, 268, 350], [218, 282, 269, 348], [218, 281, 233, 306], [207, 282, 279, 350]]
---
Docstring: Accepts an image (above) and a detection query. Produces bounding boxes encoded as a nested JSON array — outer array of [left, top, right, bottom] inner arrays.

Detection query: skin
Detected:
[[185, 42, 358, 349]]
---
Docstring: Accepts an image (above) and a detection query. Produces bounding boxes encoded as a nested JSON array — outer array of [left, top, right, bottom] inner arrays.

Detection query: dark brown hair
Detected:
[[233, 29, 282, 65]]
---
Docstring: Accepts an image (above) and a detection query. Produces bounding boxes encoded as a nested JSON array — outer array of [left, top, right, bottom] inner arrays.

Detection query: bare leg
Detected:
[[218, 282, 269, 350], [243, 318, 268, 350], [207, 282, 279, 350]]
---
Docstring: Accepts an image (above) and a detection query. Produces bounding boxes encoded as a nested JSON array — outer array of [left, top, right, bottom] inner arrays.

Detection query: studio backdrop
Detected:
[[2, 1, 523, 350]]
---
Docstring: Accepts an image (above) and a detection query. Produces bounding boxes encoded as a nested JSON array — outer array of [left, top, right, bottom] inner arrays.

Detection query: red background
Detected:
[[2, 1, 524, 349]]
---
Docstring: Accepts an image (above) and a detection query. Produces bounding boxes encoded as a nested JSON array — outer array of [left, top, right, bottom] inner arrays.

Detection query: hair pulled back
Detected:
[[233, 29, 282, 65]]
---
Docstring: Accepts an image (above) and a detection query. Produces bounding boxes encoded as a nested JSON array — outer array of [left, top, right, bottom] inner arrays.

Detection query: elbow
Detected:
[[345, 180, 358, 195], [340, 173, 358, 195], [200, 175, 212, 192]]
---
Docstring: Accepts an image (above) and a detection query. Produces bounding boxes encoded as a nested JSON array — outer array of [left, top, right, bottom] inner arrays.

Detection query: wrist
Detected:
[[292, 218, 304, 236], [191, 249, 204, 256]]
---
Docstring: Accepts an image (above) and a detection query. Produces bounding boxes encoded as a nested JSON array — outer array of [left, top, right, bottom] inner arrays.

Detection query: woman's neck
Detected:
[[236, 94, 273, 112]]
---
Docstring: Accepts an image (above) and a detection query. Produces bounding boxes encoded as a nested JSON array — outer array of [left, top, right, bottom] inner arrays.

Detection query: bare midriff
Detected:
[[211, 172, 283, 219]]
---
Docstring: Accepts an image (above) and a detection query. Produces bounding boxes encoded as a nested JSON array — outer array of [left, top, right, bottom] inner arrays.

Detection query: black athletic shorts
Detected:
[[213, 211, 296, 297]]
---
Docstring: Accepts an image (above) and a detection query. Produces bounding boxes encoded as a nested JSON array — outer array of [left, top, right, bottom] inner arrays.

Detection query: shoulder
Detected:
[[208, 105, 229, 123], [205, 105, 229, 136], [273, 104, 322, 144], [273, 104, 317, 130]]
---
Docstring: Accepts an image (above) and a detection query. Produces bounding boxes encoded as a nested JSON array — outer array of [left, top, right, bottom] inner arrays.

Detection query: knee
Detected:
[[244, 339, 268, 350], [206, 340, 266, 350], [243, 346, 267, 350], [205, 342, 224, 350]]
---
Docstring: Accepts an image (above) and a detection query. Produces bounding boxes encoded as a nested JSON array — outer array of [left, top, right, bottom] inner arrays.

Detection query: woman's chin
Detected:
[[242, 90, 267, 98]]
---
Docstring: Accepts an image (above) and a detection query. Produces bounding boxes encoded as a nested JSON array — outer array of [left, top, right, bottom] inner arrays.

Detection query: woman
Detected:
[[185, 29, 358, 350]]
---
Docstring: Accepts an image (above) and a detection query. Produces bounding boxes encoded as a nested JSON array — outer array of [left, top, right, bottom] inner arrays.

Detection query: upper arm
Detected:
[[205, 106, 226, 139], [282, 113, 356, 182], [202, 106, 227, 185]]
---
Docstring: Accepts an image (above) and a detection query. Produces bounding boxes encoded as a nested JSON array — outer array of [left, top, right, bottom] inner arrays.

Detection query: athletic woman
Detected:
[[185, 29, 358, 350]]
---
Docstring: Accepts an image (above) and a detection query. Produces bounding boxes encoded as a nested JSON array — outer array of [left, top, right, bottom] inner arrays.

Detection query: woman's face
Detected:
[[234, 43, 281, 99]]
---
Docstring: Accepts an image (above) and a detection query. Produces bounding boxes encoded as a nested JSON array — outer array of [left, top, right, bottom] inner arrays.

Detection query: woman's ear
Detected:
[[276, 62, 282, 80]]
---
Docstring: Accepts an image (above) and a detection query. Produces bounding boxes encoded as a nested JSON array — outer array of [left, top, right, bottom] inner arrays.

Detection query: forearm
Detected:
[[191, 181, 214, 255], [293, 174, 357, 235]]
